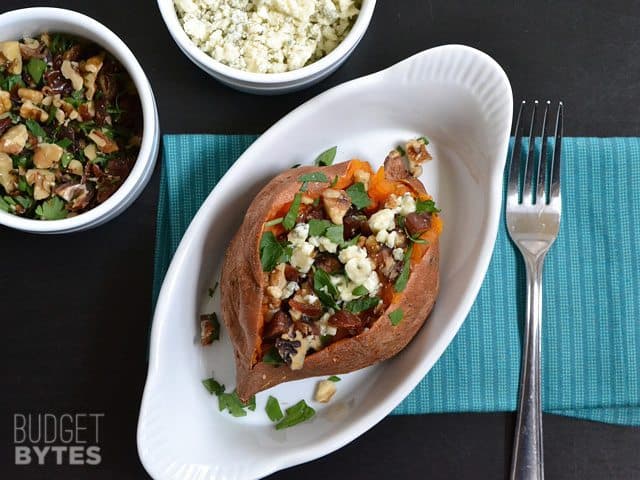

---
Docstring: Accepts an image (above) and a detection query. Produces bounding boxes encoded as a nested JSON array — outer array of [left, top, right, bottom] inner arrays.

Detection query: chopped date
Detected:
[[0, 117, 12, 137], [383, 150, 410, 180], [314, 253, 342, 274], [343, 212, 371, 238], [405, 212, 432, 236], [289, 298, 324, 319], [263, 311, 291, 340], [284, 264, 300, 282], [297, 204, 325, 223], [328, 310, 364, 333]]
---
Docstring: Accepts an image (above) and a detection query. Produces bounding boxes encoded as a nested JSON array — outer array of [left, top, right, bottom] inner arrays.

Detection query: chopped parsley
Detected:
[[313, 268, 339, 309], [259, 232, 287, 272], [265, 396, 284, 422], [415, 198, 441, 214], [218, 391, 249, 417], [202, 378, 225, 396], [26, 58, 46, 85], [282, 193, 302, 230], [344, 296, 380, 313], [275, 400, 316, 430], [351, 285, 368, 297], [394, 244, 413, 292], [396, 145, 406, 156], [262, 346, 285, 365], [298, 172, 329, 183], [327, 375, 341, 382], [25, 119, 47, 139], [389, 309, 404, 326], [346, 182, 371, 210], [418, 136, 429, 145], [314, 146, 337, 166], [324, 224, 344, 246], [35, 197, 67, 220], [264, 217, 283, 227], [308, 218, 331, 237]]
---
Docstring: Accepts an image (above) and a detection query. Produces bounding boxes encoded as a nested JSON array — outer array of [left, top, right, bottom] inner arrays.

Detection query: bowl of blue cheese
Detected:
[[158, 0, 375, 94]]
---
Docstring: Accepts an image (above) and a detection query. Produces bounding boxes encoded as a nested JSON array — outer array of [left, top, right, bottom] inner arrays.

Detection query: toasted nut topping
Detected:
[[84, 72, 97, 101], [33, 143, 64, 169], [314, 380, 337, 403], [83, 143, 97, 161], [354, 169, 370, 190], [61, 60, 84, 91], [26, 168, 56, 200], [321, 188, 351, 225], [0, 124, 28, 154], [405, 139, 431, 177], [301, 194, 314, 205], [19, 100, 49, 123], [55, 108, 65, 124], [0, 152, 17, 193], [0, 41, 22, 74], [84, 53, 104, 74], [18, 88, 44, 104], [88, 129, 118, 154], [67, 159, 84, 176], [0, 90, 11, 114]]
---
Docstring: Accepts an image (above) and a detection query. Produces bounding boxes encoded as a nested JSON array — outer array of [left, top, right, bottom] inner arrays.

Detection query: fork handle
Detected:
[[510, 254, 545, 480]]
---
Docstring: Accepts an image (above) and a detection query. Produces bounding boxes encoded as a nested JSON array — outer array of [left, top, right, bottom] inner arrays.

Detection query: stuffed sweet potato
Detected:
[[221, 139, 442, 402]]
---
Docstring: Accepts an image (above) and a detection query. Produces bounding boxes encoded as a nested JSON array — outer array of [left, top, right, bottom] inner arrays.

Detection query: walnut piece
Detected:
[[83, 143, 97, 161], [67, 159, 84, 176], [321, 188, 351, 225], [0, 152, 17, 193], [405, 139, 431, 177], [26, 169, 56, 200], [0, 41, 22, 74], [33, 143, 64, 169], [0, 90, 11, 114], [354, 169, 370, 191], [19, 100, 49, 123], [0, 124, 28, 154], [88, 129, 119, 154], [314, 380, 337, 403], [61, 60, 84, 91], [18, 88, 44, 104]]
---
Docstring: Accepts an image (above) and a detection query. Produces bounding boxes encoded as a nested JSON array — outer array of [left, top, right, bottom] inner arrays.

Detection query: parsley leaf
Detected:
[[56, 138, 72, 149], [264, 217, 283, 227], [60, 152, 73, 169], [2, 74, 24, 91], [35, 197, 67, 220], [298, 172, 329, 183], [262, 346, 285, 365], [342, 234, 361, 247], [65, 89, 85, 109], [308, 219, 331, 237], [202, 378, 225, 396], [324, 224, 344, 246], [218, 390, 248, 417], [396, 145, 406, 156], [275, 400, 316, 430], [418, 136, 430, 145], [265, 396, 284, 422], [394, 244, 413, 292], [389, 309, 404, 326], [313, 268, 339, 309], [314, 146, 337, 166], [0, 196, 10, 212], [346, 182, 371, 210], [282, 193, 302, 231], [26, 58, 47, 85], [415, 198, 441, 214], [25, 119, 47, 139], [259, 231, 285, 272], [327, 375, 341, 382], [351, 285, 368, 297], [344, 296, 380, 313]]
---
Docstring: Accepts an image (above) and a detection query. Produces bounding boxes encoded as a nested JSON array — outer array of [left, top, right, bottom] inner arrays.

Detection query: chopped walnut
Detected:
[[199, 313, 220, 346], [33, 143, 64, 169], [321, 188, 351, 224], [0, 90, 11, 114], [18, 88, 44, 104], [0, 124, 28, 154], [405, 139, 431, 177], [61, 60, 84, 91], [0, 152, 17, 193], [26, 169, 56, 200], [354, 169, 371, 190], [67, 159, 84, 176], [88, 129, 119, 154], [314, 380, 337, 403], [19, 100, 49, 123], [0, 41, 22, 74], [83, 143, 97, 161], [54, 182, 93, 211]]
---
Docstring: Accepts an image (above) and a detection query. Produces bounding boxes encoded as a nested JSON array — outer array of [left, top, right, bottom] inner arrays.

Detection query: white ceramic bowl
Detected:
[[0, 7, 160, 234], [138, 45, 512, 479], [157, 0, 376, 94]]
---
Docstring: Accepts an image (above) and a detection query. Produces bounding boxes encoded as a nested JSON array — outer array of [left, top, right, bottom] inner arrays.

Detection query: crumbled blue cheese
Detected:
[[338, 245, 367, 264], [392, 247, 405, 261], [386, 193, 417, 216], [308, 235, 339, 253], [288, 223, 309, 245], [281, 281, 299, 299], [318, 311, 337, 336], [290, 241, 315, 273], [345, 257, 374, 284], [375, 229, 400, 248], [368, 208, 396, 233], [174, 0, 361, 73]]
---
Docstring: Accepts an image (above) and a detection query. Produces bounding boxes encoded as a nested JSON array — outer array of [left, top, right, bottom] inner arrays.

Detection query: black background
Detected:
[[2, 0, 640, 479]]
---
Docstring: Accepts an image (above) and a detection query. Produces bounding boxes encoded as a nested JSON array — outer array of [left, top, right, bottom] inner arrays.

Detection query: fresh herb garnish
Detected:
[[218, 390, 248, 417], [351, 285, 368, 297], [314, 146, 337, 166], [14, 195, 32, 210], [389, 309, 404, 326], [324, 224, 344, 246], [396, 145, 406, 156], [298, 172, 329, 183], [264, 217, 283, 227], [418, 136, 429, 145], [308, 218, 331, 237], [327, 375, 341, 382], [342, 235, 361, 247], [65, 89, 85, 109], [0, 196, 9, 213], [346, 182, 371, 210], [259, 232, 286, 272], [50, 33, 74, 55], [56, 138, 72, 149], [408, 234, 428, 244], [275, 400, 316, 430], [246, 395, 256, 411], [25, 119, 47, 139], [282, 193, 302, 231], [415, 198, 441, 214], [26, 58, 46, 85], [2, 74, 24, 92], [60, 152, 73, 169], [35, 197, 67, 220], [344, 296, 380, 313], [394, 244, 413, 292], [330, 175, 339, 187], [202, 378, 225, 396], [263, 346, 285, 365], [313, 268, 339, 309], [265, 396, 284, 422]]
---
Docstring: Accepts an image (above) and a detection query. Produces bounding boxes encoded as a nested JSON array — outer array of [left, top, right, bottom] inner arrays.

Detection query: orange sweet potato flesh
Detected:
[[220, 160, 439, 402]]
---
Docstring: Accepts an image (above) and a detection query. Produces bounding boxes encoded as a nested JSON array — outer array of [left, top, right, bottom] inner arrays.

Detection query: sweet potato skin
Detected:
[[220, 161, 439, 402]]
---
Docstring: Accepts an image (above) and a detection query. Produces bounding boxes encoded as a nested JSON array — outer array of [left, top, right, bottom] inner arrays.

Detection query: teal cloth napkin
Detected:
[[153, 135, 640, 426]]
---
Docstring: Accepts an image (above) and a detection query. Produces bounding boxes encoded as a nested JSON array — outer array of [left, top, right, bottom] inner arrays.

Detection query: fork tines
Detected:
[[507, 100, 563, 206]]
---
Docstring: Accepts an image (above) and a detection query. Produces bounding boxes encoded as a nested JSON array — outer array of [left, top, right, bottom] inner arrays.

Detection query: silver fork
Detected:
[[506, 100, 563, 480]]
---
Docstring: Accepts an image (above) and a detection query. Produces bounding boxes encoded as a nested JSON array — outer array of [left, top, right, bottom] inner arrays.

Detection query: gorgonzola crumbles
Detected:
[[174, 0, 361, 73]]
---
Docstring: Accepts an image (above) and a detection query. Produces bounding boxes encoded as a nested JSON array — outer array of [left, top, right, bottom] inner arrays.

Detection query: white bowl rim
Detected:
[[0, 7, 159, 233], [156, 0, 376, 84]]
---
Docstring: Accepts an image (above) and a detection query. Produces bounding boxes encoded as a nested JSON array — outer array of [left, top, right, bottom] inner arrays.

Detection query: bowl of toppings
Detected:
[[0, 7, 160, 234], [157, 0, 376, 94]]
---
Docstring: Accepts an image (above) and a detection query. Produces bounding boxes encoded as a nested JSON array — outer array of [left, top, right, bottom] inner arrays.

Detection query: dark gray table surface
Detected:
[[1, 1, 639, 479]]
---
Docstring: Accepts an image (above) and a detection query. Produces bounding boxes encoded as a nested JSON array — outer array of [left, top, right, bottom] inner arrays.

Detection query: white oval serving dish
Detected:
[[138, 44, 512, 480]]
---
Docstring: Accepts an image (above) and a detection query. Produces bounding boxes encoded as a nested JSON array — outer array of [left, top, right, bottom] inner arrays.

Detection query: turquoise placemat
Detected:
[[153, 135, 640, 426]]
